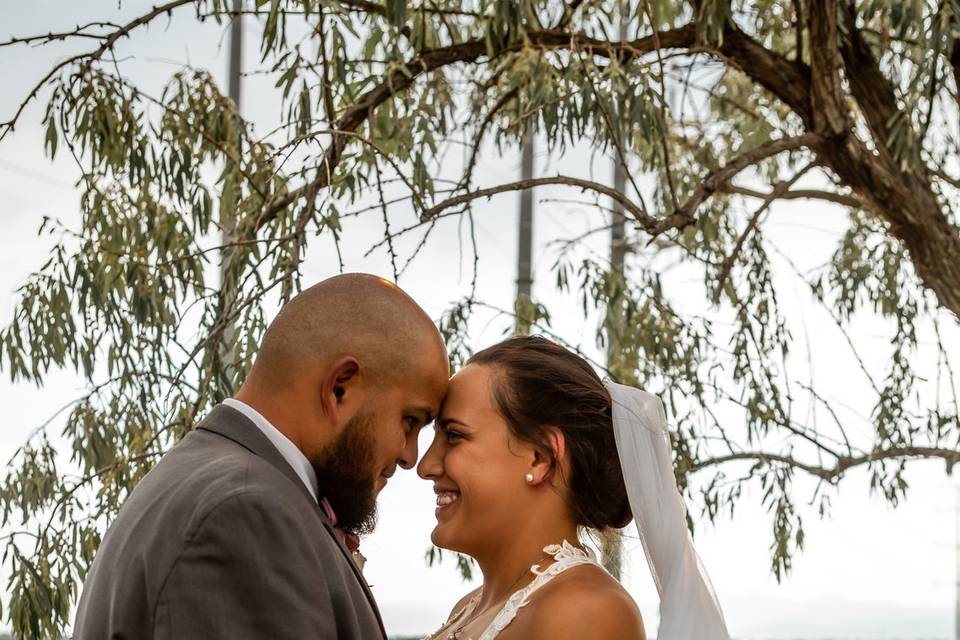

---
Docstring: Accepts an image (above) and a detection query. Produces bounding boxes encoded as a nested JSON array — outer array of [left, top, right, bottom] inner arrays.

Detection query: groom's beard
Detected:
[[312, 410, 379, 537]]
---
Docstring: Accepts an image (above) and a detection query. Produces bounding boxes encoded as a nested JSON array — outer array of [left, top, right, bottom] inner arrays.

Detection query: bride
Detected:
[[417, 336, 729, 640]]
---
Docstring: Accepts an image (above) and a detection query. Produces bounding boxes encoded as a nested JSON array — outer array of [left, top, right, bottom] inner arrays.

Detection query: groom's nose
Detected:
[[397, 430, 419, 470]]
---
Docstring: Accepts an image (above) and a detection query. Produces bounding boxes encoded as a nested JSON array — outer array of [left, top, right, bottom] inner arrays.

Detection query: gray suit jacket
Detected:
[[73, 404, 386, 640]]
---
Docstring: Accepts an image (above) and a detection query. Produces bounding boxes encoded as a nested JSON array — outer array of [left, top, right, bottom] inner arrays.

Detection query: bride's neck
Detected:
[[472, 516, 580, 610]]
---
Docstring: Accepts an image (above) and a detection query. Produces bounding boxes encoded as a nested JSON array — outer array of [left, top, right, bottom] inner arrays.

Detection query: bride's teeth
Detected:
[[436, 493, 459, 506]]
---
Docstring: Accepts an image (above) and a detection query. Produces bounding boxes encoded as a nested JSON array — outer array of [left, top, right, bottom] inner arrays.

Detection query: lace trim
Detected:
[[477, 540, 600, 640], [424, 541, 600, 640]]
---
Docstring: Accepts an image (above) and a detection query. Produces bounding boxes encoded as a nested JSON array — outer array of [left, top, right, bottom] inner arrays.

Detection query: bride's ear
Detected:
[[530, 427, 566, 485]]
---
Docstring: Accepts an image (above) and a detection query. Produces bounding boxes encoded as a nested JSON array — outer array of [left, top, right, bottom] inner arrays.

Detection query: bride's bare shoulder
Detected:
[[446, 586, 481, 620], [512, 566, 645, 639]]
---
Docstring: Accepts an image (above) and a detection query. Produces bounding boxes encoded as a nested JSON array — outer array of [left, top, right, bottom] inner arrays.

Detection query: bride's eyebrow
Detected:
[[438, 417, 469, 430]]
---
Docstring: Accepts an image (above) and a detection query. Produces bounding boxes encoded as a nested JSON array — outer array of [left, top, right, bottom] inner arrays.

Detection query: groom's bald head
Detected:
[[235, 274, 449, 522], [246, 273, 447, 391]]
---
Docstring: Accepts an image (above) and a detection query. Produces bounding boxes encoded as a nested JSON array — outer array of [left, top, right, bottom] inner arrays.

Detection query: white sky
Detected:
[[1, 2, 957, 638]]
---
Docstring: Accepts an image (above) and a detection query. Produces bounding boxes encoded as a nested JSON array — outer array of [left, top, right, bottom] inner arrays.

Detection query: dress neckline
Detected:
[[428, 540, 602, 640]]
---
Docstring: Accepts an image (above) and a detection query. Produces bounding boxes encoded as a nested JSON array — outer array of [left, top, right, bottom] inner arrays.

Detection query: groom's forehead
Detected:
[[393, 375, 446, 416]]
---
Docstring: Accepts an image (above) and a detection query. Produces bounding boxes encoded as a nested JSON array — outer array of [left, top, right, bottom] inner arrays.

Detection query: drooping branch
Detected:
[[707, 9, 960, 319], [713, 161, 818, 300], [460, 87, 519, 190]]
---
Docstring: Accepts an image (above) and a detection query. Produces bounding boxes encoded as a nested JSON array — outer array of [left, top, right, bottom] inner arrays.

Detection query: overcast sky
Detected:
[[0, 2, 957, 638]]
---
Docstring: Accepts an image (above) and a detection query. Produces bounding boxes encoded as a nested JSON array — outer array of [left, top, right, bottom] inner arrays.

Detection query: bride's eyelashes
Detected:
[[441, 426, 464, 444]]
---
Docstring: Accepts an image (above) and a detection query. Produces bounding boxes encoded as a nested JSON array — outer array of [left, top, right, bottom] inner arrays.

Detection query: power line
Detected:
[[0, 158, 74, 190]]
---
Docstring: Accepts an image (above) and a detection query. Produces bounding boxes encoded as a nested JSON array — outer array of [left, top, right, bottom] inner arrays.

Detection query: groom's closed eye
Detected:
[[404, 416, 423, 433], [404, 410, 435, 434]]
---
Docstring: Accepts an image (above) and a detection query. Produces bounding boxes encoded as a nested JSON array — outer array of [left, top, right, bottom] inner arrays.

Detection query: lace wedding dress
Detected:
[[425, 541, 599, 640]]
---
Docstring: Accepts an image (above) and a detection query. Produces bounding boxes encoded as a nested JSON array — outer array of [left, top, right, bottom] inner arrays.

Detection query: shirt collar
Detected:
[[222, 398, 319, 503]]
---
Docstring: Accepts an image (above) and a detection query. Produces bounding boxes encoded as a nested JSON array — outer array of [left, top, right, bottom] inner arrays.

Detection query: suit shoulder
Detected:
[[165, 429, 311, 505]]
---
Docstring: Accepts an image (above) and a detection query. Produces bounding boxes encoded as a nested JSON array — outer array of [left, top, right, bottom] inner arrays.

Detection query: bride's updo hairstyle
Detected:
[[467, 335, 632, 530]]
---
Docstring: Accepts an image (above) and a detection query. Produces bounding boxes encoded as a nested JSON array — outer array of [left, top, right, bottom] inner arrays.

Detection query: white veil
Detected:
[[604, 380, 730, 640]]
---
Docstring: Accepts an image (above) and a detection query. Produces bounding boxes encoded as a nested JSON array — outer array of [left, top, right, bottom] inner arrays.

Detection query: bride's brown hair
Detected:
[[467, 335, 632, 530]]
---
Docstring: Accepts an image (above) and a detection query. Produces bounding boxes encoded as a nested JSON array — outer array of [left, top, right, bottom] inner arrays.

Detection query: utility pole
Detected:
[[219, 0, 243, 386], [600, 15, 630, 584], [515, 131, 535, 335], [600, 154, 628, 581], [517, 131, 535, 299], [228, 0, 242, 109], [955, 485, 959, 640]]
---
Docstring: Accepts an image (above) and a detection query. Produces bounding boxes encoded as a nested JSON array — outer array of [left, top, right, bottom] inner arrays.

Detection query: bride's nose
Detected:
[[417, 431, 444, 480]]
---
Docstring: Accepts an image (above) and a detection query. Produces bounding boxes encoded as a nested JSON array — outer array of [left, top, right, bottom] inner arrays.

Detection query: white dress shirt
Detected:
[[222, 398, 319, 503]]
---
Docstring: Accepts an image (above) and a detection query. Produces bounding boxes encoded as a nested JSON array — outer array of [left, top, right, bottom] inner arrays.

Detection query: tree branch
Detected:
[[460, 86, 519, 190], [806, 0, 849, 136], [837, 3, 903, 163], [674, 133, 822, 221], [685, 446, 960, 482], [256, 25, 702, 229], [950, 36, 960, 113], [420, 176, 691, 235], [0, 22, 120, 47], [0, 0, 196, 139], [720, 184, 860, 208], [717, 26, 813, 125]]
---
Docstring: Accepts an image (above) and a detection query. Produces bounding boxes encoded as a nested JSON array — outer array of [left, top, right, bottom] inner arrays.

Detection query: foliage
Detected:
[[1, 0, 959, 636]]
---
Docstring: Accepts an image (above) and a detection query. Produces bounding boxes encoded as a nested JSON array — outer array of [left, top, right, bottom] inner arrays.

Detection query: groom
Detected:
[[73, 274, 450, 639]]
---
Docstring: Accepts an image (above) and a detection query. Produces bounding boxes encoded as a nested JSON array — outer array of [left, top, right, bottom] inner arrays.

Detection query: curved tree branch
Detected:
[[419, 175, 691, 235], [685, 446, 960, 482], [720, 184, 860, 208], [675, 133, 823, 221]]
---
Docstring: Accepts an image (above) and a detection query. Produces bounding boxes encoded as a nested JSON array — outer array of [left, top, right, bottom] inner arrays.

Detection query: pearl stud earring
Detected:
[[525, 473, 535, 483]]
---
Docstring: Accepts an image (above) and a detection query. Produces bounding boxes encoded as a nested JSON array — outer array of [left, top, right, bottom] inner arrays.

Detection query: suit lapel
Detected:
[[196, 404, 386, 637]]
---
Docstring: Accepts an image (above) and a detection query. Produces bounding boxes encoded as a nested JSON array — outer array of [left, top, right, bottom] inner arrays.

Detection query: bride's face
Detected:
[[417, 363, 535, 554]]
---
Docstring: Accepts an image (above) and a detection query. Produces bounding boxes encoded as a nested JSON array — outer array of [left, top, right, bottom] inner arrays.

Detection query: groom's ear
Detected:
[[320, 356, 362, 420]]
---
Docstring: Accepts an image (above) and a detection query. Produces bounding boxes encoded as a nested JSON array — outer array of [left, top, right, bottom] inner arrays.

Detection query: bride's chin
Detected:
[[429, 526, 450, 548], [430, 523, 460, 549], [430, 530, 467, 556]]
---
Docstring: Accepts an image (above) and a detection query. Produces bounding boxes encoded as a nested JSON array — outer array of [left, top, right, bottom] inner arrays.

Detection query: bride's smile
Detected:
[[418, 363, 560, 556], [433, 486, 460, 514]]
